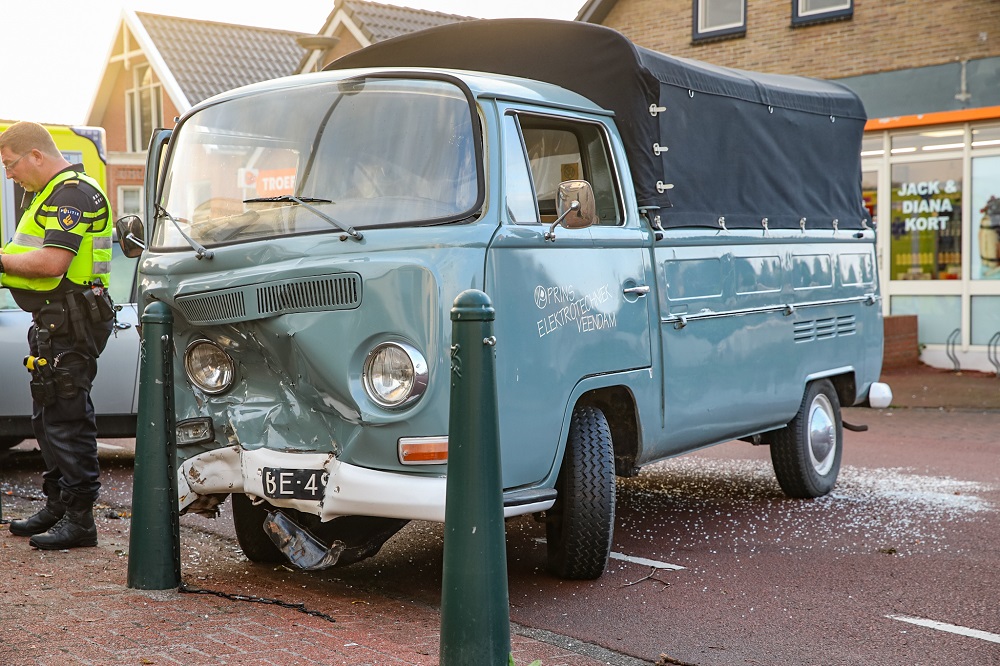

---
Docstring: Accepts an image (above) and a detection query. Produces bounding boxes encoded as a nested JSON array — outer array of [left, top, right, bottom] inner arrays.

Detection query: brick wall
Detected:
[[882, 314, 919, 368], [602, 0, 1000, 79]]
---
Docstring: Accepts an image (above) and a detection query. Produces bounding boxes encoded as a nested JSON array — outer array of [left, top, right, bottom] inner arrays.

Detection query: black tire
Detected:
[[231, 493, 409, 567], [769, 379, 843, 499], [231, 492, 286, 563], [0, 437, 24, 452], [546, 405, 616, 580]]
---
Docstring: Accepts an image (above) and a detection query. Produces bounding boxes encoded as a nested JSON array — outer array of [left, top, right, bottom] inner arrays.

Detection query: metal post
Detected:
[[440, 289, 511, 665], [127, 301, 181, 590]]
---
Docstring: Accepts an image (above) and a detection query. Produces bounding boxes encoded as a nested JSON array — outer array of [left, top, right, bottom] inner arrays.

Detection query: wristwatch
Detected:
[[0, 254, 4, 274]]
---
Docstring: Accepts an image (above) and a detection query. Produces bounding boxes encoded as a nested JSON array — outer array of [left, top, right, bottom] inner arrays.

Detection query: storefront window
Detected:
[[971, 296, 1000, 345], [972, 124, 1000, 150], [972, 155, 1000, 279], [891, 127, 965, 154], [890, 295, 961, 344], [861, 136, 883, 158], [862, 170, 877, 226], [889, 160, 962, 280]]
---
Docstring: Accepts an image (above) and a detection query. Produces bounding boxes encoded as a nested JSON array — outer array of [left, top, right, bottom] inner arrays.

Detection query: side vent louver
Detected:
[[794, 315, 856, 343], [176, 273, 361, 325]]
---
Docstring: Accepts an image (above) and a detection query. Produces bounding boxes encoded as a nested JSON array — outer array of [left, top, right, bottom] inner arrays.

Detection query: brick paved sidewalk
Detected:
[[2, 362, 993, 666], [880, 364, 1000, 411], [0, 493, 613, 666]]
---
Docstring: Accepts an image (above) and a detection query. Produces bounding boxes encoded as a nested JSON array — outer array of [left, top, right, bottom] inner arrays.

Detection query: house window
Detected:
[[126, 64, 162, 153], [118, 185, 143, 217], [792, 0, 853, 26], [693, 0, 746, 41]]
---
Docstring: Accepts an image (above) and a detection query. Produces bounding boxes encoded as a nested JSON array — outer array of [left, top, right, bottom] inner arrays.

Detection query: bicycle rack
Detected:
[[945, 328, 961, 372], [988, 331, 1000, 378]]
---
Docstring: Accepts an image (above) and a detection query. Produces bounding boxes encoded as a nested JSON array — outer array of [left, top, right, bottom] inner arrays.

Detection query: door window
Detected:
[[504, 113, 622, 226]]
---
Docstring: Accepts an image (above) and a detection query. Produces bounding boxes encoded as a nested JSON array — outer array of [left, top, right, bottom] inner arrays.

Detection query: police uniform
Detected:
[[1, 164, 115, 549]]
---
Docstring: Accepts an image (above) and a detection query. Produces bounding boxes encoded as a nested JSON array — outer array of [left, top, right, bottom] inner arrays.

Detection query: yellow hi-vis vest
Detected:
[[0, 169, 112, 293]]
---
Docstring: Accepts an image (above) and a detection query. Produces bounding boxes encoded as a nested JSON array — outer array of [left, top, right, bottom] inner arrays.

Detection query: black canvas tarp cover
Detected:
[[327, 19, 870, 231]]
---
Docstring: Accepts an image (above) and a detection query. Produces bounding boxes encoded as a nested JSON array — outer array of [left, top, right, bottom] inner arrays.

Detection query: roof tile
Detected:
[[136, 12, 307, 105], [342, 0, 475, 43]]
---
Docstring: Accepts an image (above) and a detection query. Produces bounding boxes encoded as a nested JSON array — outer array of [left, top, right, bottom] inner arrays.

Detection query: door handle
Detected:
[[623, 285, 650, 296]]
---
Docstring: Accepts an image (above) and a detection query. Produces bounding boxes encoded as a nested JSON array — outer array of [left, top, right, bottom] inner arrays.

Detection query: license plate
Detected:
[[262, 467, 328, 500]]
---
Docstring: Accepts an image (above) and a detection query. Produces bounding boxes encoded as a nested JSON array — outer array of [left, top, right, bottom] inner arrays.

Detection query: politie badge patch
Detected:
[[57, 206, 83, 231]]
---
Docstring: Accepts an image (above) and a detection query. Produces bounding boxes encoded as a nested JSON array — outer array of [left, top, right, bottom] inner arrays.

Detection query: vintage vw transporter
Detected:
[[119, 20, 891, 579]]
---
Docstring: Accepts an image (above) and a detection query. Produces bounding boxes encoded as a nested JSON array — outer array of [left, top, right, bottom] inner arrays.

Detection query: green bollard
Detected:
[[127, 301, 181, 590], [440, 289, 511, 665]]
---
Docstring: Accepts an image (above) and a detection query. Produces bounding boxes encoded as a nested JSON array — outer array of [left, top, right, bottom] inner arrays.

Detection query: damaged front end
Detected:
[[263, 510, 410, 570], [230, 493, 409, 570], [133, 72, 487, 571]]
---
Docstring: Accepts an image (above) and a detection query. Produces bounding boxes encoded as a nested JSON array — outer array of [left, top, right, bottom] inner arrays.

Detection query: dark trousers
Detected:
[[27, 316, 113, 504]]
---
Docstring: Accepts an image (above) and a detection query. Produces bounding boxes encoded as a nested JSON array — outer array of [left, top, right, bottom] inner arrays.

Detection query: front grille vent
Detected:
[[176, 273, 361, 325], [180, 290, 246, 323], [258, 275, 359, 315]]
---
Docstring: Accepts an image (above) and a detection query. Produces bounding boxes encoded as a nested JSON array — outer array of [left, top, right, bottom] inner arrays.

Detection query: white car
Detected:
[[0, 245, 140, 450]]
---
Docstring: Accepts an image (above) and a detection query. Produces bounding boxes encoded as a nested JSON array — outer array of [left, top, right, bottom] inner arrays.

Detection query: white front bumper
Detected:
[[177, 446, 449, 522]]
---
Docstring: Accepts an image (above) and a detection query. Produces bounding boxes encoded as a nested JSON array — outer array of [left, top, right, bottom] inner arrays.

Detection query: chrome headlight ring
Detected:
[[363, 341, 428, 409]]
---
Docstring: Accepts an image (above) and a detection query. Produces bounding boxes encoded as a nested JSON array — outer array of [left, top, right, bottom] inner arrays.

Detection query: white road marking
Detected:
[[533, 538, 686, 570], [887, 615, 1000, 644], [96, 441, 124, 451], [609, 552, 686, 571], [535, 537, 687, 571]]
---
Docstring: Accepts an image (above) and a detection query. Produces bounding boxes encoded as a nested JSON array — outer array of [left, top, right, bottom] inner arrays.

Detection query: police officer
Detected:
[[0, 121, 114, 550]]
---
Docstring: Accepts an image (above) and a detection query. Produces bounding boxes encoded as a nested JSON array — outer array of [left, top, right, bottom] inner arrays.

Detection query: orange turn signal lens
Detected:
[[398, 436, 448, 465]]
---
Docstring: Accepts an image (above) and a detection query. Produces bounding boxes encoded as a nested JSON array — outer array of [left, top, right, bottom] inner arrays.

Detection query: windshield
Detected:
[[153, 77, 481, 249]]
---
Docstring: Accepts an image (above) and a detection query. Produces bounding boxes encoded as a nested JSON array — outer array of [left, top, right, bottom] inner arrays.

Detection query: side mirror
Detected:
[[545, 180, 598, 241], [115, 215, 146, 258]]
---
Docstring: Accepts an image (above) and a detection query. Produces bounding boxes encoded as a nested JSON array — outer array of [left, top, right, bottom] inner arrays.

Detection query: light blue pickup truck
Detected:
[[117, 20, 891, 579]]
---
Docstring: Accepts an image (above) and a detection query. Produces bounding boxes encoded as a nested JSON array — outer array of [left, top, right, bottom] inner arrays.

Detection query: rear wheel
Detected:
[[546, 405, 615, 580], [769, 379, 843, 498]]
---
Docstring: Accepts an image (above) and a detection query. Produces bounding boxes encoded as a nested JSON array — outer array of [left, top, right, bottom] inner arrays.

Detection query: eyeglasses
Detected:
[[3, 153, 28, 173]]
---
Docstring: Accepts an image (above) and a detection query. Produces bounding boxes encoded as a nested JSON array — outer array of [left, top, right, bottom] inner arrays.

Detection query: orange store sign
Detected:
[[239, 168, 297, 197], [255, 169, 297, 197]]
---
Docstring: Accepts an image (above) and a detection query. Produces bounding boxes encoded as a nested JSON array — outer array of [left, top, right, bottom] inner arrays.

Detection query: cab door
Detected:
[[485, 108, 653, 489]]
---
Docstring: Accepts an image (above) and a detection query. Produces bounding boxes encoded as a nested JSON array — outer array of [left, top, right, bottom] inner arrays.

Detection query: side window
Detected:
[[503, 115, 539, 224], [517, 115, 622, 226]]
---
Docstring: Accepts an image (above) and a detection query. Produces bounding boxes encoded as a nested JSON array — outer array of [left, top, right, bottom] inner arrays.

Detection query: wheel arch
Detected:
[[805, 367, 857, 408]]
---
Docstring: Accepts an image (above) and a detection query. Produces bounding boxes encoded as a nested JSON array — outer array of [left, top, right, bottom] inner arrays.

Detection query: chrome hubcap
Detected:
[[807, 394, 836, 476]]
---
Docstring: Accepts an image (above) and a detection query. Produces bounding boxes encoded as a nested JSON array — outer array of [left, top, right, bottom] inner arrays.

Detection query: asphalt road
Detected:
[[3, 404, 998, 666]]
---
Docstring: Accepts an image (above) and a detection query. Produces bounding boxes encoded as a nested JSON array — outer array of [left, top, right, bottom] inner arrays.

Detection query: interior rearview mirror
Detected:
[[115, 215, 146, 258]]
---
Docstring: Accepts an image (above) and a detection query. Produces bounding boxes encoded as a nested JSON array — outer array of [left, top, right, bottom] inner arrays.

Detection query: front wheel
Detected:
[[231, 493, 409, 567], [769, 379, 843, 499], [546, 405, 616, 580]]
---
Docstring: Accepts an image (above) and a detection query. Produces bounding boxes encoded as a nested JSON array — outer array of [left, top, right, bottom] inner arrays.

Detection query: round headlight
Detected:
[[184, 340, 235, 394], [363, 341, 428, 408]]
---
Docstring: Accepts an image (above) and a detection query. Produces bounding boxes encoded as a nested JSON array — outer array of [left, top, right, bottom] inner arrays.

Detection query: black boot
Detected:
[[9, 481, 66, 537], [29, 494, 97, 550]]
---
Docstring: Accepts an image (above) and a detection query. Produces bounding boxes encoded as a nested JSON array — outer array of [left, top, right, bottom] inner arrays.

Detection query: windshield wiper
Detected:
[[156, 204, 214, 260], [243, 195, 363, 241]]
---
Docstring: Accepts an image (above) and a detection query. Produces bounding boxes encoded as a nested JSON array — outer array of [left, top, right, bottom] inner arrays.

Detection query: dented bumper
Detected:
[[177, 446, 449, 522]]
